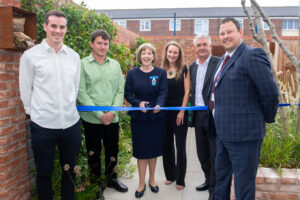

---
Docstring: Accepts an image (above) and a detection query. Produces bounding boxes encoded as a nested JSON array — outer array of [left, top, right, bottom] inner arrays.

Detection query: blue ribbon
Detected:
[[77, 103, 300, 112], [77, 106, 208, 112], [278, 103, 300, 107]]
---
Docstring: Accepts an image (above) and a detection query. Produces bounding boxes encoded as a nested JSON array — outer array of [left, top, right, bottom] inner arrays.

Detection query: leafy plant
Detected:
[[108, 43, 133, 73], [21, 0, 132, 72], [132, 37, 148, 67], [260, 106, 300, 169], [21, 0, 135, 198]]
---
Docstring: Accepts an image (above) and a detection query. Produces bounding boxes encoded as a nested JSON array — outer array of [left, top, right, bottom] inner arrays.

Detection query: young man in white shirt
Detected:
[[19, 10, 81, 200]]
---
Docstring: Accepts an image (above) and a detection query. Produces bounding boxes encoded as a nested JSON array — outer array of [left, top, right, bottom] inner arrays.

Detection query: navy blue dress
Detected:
[[125, 66, 168, 159]]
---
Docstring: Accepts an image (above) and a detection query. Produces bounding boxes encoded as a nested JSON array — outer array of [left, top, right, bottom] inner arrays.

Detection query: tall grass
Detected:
[[260, 106, 300, 169]]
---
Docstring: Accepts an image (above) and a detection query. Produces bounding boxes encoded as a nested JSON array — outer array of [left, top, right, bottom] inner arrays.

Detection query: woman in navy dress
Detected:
[[161, 41, 190, 190], [125, 43, 168, 198]]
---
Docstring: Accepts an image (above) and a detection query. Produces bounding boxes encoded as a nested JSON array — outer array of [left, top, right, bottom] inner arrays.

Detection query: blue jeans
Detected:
[[30, 120, 81, 200]]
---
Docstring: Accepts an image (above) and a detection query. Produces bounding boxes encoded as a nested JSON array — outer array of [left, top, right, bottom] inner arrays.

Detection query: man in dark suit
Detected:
[[210, 17, 279, 200], [189, 35, 220, 200]]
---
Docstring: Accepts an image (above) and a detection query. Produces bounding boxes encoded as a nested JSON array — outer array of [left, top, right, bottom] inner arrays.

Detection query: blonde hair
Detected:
[[136, 43, 156, 65], [161, 41, 185, 81]]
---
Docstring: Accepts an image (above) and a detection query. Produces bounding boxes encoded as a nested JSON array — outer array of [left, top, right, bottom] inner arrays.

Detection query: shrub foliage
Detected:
[[21, 0, 134, 198], [21, 0, 133, 72]]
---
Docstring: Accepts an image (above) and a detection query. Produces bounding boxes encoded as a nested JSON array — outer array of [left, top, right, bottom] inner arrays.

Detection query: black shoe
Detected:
[[149, 183, 159, 193], [196, 181, 209, 191], [208, 193, 215, 200], [107, 178, 128, 192], [135, 184, 146, 198]]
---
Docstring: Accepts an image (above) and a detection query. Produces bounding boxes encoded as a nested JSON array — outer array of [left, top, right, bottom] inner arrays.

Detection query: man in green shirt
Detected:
[[77, 29, 127, 199]]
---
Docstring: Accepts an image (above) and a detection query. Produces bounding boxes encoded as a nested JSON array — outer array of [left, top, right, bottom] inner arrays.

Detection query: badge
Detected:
[[149, 76, 158, 86]]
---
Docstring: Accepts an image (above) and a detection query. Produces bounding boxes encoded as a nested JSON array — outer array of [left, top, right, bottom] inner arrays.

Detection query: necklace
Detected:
[[168, 70, 174, 76]]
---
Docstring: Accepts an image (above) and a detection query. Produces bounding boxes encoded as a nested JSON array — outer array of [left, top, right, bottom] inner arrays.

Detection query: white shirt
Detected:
[[195, 54, 211, 106], [19, 39, 81, 129]]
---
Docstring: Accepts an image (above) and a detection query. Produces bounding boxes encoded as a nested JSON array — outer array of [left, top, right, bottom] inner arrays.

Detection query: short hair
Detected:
[[91, 29, 110, 43], [193, 34, 211, 46], [44, 10, 66, 25], [136, 43, 156, 64], [219, 17, 240, 31]]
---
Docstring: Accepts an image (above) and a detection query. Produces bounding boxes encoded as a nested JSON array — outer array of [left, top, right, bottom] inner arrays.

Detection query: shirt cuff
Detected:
[[94, 111, 104, 119]]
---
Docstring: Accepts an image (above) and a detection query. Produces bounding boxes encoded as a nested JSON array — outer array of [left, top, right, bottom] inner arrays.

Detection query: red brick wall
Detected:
[[124, 18, 286, 37], [0, 50, 30, 200], [114, 24, 140, 49], [231, 168, 300, 200], [243, 19, 282, 36], [143, 35, 274, 67], [127, 19, 195, 36], [143, 35, 239, 66], [0, 1, 30, 200], [0, 0, 21, 7]]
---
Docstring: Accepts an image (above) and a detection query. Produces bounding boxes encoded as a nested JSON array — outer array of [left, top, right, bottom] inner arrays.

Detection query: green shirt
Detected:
[[77, 54, 125, 124]]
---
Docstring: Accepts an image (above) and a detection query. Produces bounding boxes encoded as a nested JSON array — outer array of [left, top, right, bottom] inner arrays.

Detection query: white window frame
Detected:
[[194, 19, 209, 35], [237, 18, 243, 29], [282, 19, 299, 30], [169, 19, 181, 31], [140, 20, 151, 31], [260, 18, 269, 30], [113, 20, 127, 29]]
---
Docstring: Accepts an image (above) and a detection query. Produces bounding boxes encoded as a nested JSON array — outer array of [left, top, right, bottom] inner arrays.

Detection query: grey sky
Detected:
[[73, 0, 299, 10]]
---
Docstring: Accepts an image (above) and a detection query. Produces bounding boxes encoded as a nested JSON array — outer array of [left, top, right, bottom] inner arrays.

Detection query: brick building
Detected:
[[97, 7, 299, 37]]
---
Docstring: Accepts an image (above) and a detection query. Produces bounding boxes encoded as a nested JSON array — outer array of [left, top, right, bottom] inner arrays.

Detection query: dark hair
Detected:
[[220, 17, 240, 31], [44, 10, 66, 25], [91, 29, 110, 43]]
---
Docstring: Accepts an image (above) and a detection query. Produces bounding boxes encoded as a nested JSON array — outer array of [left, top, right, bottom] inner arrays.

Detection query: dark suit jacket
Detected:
[[211, 42, 279, 142], [125, 66, 168, 120], [189, 55, 220, 125]]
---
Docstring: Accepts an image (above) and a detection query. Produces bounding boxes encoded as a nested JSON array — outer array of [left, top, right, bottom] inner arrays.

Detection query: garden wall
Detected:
[[231, 167, 300, 200], [143, 35, 266, 66], [114, 24, 140, 50], [0, 1, 31, 200]]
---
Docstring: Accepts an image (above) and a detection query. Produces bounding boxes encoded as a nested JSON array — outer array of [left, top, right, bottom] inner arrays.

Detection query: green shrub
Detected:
[[30, 113, 133, 200], [21, 0, 134, 198], [21, 0, 132, 72], [260, 106, 300, 169], [132, 37, 148, 67]]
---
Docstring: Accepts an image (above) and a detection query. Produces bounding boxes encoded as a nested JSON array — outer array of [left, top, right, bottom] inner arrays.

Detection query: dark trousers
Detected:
[[194, 110, 216, 194], [163, 111, 188, 186], [214, 137, 262, 200], [30, 120, 81, 200], [82, 120, 119, 183]]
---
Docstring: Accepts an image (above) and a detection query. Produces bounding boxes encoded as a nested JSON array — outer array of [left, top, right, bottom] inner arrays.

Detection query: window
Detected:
[[237, 19, 243, 29], [282, 19, 299, 30], [140, 20, 151, 31], [263, 21, 269, 30], [169, 19, 181, 31], [113, 20, 126, 29], [260, 18, 269, 30], [194, 19, 209, 35]]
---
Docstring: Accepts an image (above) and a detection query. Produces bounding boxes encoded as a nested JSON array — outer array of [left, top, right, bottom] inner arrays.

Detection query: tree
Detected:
[[241, 0, 300, 134]]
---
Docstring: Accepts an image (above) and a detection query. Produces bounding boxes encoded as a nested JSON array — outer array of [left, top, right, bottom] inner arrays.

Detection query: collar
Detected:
[[196, 54, 211, 66], [42, 39, 67, 54], [226, 41, 243, 57], [87, 53, 110, 64]]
